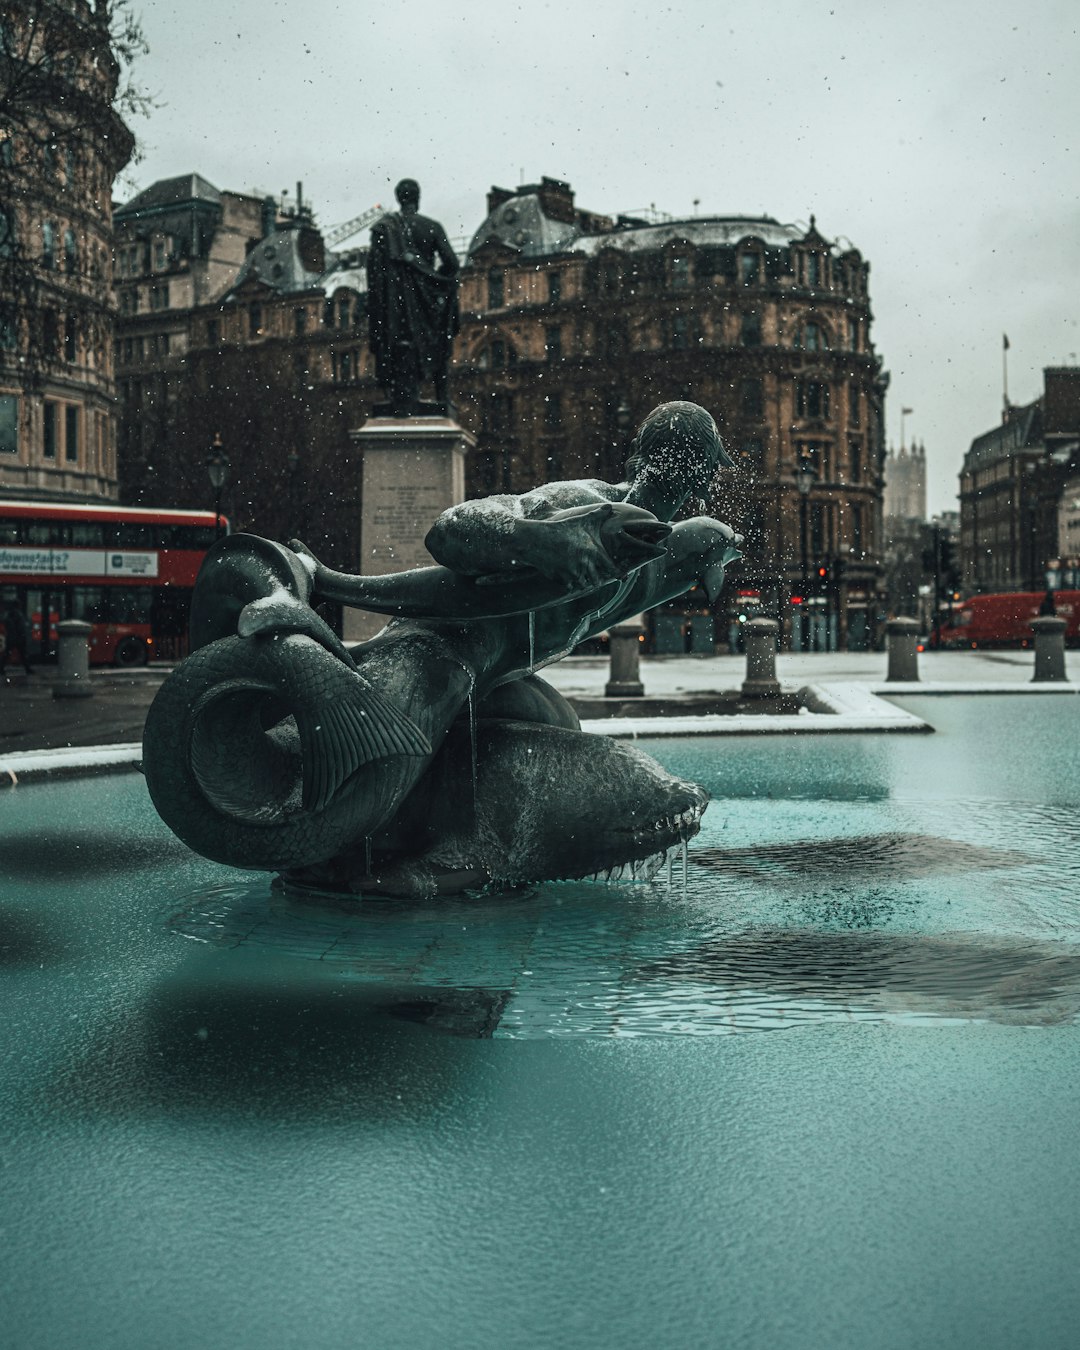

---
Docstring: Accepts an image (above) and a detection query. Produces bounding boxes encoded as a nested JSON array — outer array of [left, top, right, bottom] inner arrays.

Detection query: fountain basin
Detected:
[[2, 694, 1079, 1349]]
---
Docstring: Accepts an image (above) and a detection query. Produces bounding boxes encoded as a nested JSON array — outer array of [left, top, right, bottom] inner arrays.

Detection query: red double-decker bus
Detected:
[[0, 500, 226, 667]]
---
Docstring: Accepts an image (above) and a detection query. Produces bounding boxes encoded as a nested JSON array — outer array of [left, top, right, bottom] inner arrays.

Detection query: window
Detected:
[[672, 257, 691, 290], [64, 315, 76, 362], [0, 394, 17, 455], [548, 272, 561, 303], [545, 325, 562, 362], [160, 332, 171, 356], [487, 268, 504, 309], [65, 405, 79, 462], [544, 393, 562, 429], [848, 382, 861, 425], [810, 502, 825, 558], [43, 402, 57, 459], [485, 392, 512, 437], [294, 307, 307, 335], [0, 137, 13, 167], [851, 504, 864, 556], [0, 206, 14, 258], [672, 314, 689, 349], [740, 436, 763, 467], [849, 439, 862, 482], [490, 339, 506, 370], [154, 240, 166, 269], [149, 283, 169, 311], [64, 147, 75, 188], [207, 318, 220, 344], [739, 251, 760, 285], [847, 317, 859, 351], [797, 380, 830, 419], [807, 253, 821, 287], [42, 220, 56, 270], [0, 306, 16, 349], [42, 309, 59, 357], [63, 229, 76, 274], [337, 297, 351, 329], [740, 377, 763, 418], [800, 322, 825, 351], [740, 310, 761, 347], [248, 303, 263, 337]]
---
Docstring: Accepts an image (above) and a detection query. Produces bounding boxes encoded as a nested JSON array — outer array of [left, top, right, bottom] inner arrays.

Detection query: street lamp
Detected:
[[796, 455, 817, 650], [206, 433, 230, 539]]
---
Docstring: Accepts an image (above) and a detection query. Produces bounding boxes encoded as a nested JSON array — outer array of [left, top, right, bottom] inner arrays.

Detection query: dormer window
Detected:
[[739, 251, 760, 286], [807, 253, 821, 287], [487, 268, 504, 309], [672, 256, 691, 291], [799, 322, 825, 352]]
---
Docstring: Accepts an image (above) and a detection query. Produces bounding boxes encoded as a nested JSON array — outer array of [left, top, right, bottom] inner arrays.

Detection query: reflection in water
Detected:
[[693, 832, 1030, 882], [167, 817, 1080, 1038]]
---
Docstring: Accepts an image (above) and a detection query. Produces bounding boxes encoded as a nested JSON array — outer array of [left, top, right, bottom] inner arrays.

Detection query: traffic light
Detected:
[[814, 562, 830, 590]]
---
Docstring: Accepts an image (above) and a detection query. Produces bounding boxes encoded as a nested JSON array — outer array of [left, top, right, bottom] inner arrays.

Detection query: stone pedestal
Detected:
[[1031, 615, 1067, 682], [885, 616, 920, 682], [53, 619, 93, 699], [741, 617, 781, 699], [346, 416, 475, 642], [605, 617, 645, 697]]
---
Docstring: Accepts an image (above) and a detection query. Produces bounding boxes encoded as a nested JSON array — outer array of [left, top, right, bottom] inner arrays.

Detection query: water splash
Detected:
[[467, 686, 478, 814]]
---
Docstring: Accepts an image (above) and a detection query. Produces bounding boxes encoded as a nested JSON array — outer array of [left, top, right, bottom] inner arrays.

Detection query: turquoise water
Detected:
[[2, 694, 1079, 1348]]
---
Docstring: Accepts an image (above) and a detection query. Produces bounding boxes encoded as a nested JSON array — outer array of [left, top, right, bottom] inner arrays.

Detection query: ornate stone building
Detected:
[[959, 368, 1080, 593], [115, 174, 889, 647], [454, 179, 888, 649], [0, 0, 134, 501]]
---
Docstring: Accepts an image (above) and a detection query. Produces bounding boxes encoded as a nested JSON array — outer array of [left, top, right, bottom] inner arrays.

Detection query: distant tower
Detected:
[[884, 441, 927, 521]]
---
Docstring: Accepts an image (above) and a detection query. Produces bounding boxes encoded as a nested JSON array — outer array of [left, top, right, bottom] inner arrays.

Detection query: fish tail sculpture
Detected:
[[142, 630, 431, 873]]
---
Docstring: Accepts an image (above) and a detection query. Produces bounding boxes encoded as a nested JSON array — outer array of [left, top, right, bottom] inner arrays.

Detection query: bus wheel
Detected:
[[114, 636, 148, 668]]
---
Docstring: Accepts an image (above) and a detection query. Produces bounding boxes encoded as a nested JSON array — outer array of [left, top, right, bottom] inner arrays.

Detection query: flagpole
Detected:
[[1003, 333, 1010, 412]]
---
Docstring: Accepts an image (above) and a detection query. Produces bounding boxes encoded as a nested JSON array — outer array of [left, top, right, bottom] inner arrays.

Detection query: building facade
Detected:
[[0, 0, 134, 501], [115, 174, 890, 646], [959, 369, 1080, 594], [454, 179, 889, 649]]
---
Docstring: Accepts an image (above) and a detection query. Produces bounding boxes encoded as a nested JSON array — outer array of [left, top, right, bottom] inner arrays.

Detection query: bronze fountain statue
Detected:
[[144, 232, 741, 900]]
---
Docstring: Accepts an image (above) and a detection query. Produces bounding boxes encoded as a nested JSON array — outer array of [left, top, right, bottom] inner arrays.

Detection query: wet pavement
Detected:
[[1, 646, 1069, 755]]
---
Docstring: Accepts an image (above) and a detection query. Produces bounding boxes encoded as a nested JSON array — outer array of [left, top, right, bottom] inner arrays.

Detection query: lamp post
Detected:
[[206, 433, 230, 539], [796, 456, 817, 651]]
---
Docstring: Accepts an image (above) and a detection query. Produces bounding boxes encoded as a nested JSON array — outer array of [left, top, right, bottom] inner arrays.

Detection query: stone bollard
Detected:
[[605, 618, 645, 697], [53, 619, 94, 699], [885, 617, 920, 683], [1031, 615, 1068, 683], [741, 617, 780, 699]]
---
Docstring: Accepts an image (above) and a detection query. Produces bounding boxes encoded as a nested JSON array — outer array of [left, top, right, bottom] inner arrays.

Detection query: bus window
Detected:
[[70, 521, 104, 547], [26, 521, 53, 546], [0, 517, 19, 546], [69, 586, 106, 622], [107, 586, 153, 623], [105, 521, 152, 548], [189, 525, 219, 549]]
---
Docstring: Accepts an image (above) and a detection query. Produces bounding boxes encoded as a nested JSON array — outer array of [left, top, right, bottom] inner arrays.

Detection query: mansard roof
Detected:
[[115, 174, 222, 218], [964, 400, 1044, 472]]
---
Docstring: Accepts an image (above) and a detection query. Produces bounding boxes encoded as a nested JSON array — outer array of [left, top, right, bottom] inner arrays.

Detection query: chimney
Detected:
[[487, 186, 515, 216]]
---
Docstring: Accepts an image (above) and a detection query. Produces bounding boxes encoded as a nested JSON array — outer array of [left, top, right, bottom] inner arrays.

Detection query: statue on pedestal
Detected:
[[366, 178, 459, 417], [143, 402, 741, 899]]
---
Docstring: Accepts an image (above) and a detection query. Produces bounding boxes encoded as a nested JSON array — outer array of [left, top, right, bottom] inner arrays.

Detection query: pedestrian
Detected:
[[0, 599, 35, 677]]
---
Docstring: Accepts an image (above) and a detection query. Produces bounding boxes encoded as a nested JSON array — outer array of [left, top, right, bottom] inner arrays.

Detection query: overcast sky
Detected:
[[124, 0, 1079, 514]]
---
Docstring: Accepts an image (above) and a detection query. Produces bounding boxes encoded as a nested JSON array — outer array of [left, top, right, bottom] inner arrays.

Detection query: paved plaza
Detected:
[[1, 644, 1075, 759]]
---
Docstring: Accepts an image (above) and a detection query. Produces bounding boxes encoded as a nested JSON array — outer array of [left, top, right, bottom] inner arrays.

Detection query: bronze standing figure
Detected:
[[366, 178, 460, 416]]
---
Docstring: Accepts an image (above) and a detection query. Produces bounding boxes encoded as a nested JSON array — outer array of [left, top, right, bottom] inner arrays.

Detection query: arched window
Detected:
[[42, 220, 57, 270], [799, 321, 828, 352]]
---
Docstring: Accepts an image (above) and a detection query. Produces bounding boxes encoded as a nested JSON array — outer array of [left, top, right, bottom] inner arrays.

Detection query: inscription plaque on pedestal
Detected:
[[346, 416, 475, 642]]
